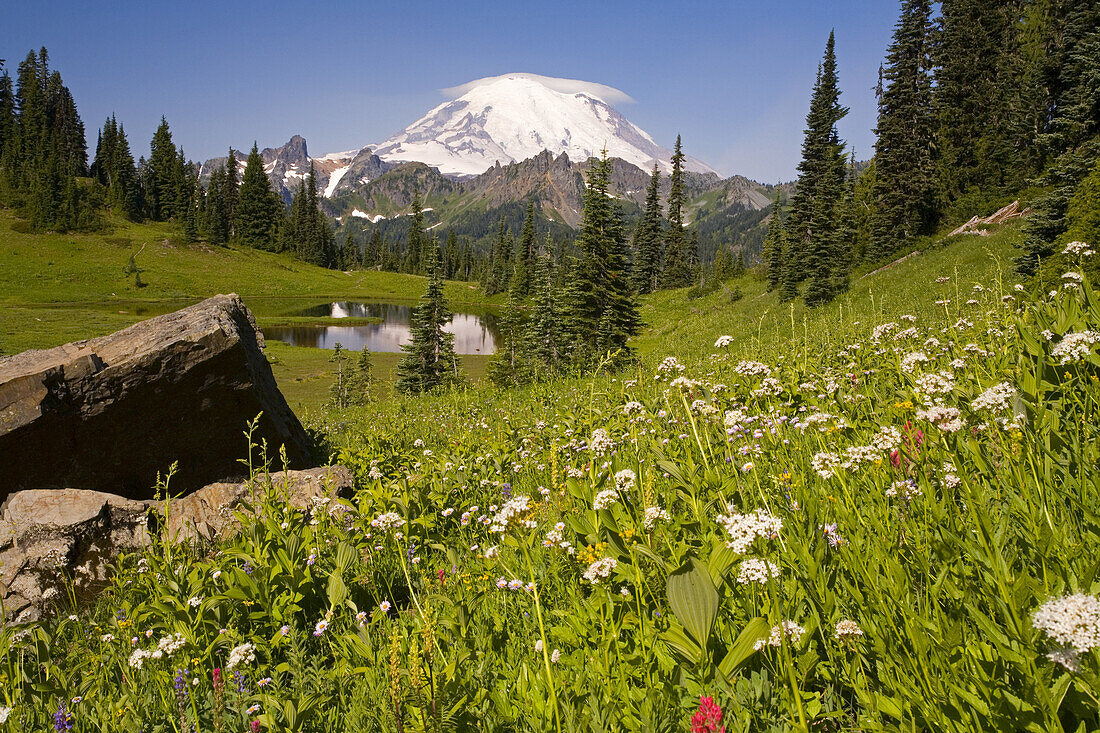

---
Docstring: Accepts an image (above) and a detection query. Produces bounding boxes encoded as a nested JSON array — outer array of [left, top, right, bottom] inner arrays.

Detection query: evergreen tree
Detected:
[[366, 228, 383, 268], [512, 200, 536, 298], [339, 232, 360, 270], [487, 267, 532, 387], [763, 199, 786, 291], [661, 136, 693, 288], [405, 191, 425, 274], [203, 166, 230, 245], [146, 117, 178, 220], [838, 157, 877, 265], [1017, 2, 1100, 275], [327, 343, 351, 409], [562, 151, 641, 361], [395, 244, 460, 394], [224, 149, 239, 234], [869, 0, 935, 262], [631, 163, 664, 293], [785, 32, 849, 307], [344, 347, 374, 406], [527, 234, 563, 378], [235, 143, 280, 249]]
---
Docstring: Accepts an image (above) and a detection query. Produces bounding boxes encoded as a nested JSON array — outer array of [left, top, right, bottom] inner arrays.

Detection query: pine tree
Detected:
[[1016, 2, 1100, 275], [224, 149, 239, 234], [395, 244, 460, 394], [512, 200, 536, 298], [763, 199, 786, 291], [235, 143, 280, 249], [786, 32, 850, 307], [487, 268, 532, 387], [562, 151, 640, 362], [345, 347, 374, 406], [632, 163, 664, 293], [405, 191, 425, 274], [204, 166, 230, 245], [661, 136, 693, 288], [870, 0, 935, 262], [147, 117, 178, 221], [527, 234, 563, 378], [327, 343, 351, 409], [366, 228, 383, 268], [340, 232, 359, 269]]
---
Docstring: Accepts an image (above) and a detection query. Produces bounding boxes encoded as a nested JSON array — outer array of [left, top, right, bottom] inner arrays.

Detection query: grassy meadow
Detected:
[[4, 215, 1099, 731]]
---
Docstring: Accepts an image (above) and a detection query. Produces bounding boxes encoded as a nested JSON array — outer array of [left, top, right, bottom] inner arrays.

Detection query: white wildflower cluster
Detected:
[[873, 426, 903, 451], [752, 378, 784, 397], [753, 620, 805, 650], [543, 523, 574, 554], [592, 489, 619, 510], [941, 463, 962, 489], [643, 506, 670, 530], [226, 641, 256, 670], [669, 376, 699, 391], [1032, 592, 1100, 672], [812, 451, 841, 478], [623, 401, 645, 416], [734, 360, 771, 377], [655, 357, 685, 380], [798, 412, 848, 433], [490, 495, 534, 532], [916, 405, 965, 433], [614, 469, 636, 491], [1062, 241, 1095, 257], [715, 507, 783, 553], [886, 479, 922, 501], [128, 633, 188, 670], [714, 335, 733, 348], [915, 371, 956, 400], [871, 322, 898, 343], [971, 382, 1016, 412], [690, 399, 719, 416], [894, 327, 918, 341], [841, 444, 882, 471], [834, 619, 864, 641], [901, 351, 930, 373], [737, 558, 781, 584], [371, 512, 405, 532], [589, 429, 615, 456], [582, 557, 618, 585], [723, 409, 748, 428], [1062, 271, 1084, 289], [1051, 331, 1100, 365]]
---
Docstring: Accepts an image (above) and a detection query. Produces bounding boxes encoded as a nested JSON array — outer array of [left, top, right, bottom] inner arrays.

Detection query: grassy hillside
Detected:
[[0, 211, 490, 307], [7, 213, 1099, 730]]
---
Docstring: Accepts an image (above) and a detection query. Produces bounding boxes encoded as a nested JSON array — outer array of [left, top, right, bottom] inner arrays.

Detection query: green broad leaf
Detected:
[[718, 617, 769, 679], [707, 543, 740, 584], [660, 622, 703, 663], [666, 556, 719, 650]]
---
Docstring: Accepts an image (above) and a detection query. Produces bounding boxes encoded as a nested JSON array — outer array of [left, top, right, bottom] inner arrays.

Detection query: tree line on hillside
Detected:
[[765, 0, 1100, 307]]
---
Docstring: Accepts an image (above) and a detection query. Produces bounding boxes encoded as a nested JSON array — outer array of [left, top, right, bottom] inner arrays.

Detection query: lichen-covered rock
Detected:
[[0, 294, 312, 501], [0, 466, 352, 623]]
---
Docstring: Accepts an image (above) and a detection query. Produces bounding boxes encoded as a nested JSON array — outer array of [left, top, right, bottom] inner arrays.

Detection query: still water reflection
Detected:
[[262, 302, 498, 355]]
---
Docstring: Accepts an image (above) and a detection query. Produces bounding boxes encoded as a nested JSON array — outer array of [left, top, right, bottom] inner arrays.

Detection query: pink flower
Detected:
[[690, 696, 725, 733]]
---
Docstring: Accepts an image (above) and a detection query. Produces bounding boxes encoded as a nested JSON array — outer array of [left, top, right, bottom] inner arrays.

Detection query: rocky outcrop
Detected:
[[948, 200, 1029, 237], [0, 294, 312, 501], [0, 466, 353, 623]]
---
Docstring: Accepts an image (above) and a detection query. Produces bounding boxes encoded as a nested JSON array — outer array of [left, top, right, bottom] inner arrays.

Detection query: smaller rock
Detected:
[[0, 466, 352, 623]]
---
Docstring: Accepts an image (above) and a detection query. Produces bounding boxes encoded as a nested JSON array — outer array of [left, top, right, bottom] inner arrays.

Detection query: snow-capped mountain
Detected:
[[364, 73, 718, 178]]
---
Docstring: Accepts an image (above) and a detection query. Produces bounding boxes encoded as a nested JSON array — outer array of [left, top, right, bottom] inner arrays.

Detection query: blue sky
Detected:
[[2, 0, 900, 182]]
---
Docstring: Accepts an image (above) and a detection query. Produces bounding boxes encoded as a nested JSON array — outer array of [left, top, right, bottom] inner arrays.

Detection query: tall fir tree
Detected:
[[869, 0, 935, 262], [512, 200, 536, 298], [661, 136, 693, 288], [146, 117, 178, 221], [405, 191, 426, 274], [562, 151, 640, 361], [487, 265, 532, 387], [395, 243, 460, 394], [527, 233, 563, 378], [785, 32, 849, 307], [235, 143, 280, 249], [632, 163, 664, 293], [763, 199, 786, 291]]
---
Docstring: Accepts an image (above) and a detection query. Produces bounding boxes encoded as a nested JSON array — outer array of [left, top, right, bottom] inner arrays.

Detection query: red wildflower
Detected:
[[690, 695, 725, 733]]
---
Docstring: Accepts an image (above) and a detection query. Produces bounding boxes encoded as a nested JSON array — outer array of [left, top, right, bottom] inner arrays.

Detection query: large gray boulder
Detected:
[[0, 294, 312, 501], [0, 466, 353, 623]]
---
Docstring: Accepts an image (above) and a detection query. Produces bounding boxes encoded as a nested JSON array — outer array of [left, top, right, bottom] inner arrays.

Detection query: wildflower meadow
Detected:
[[2, 245, 1099, 731]]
